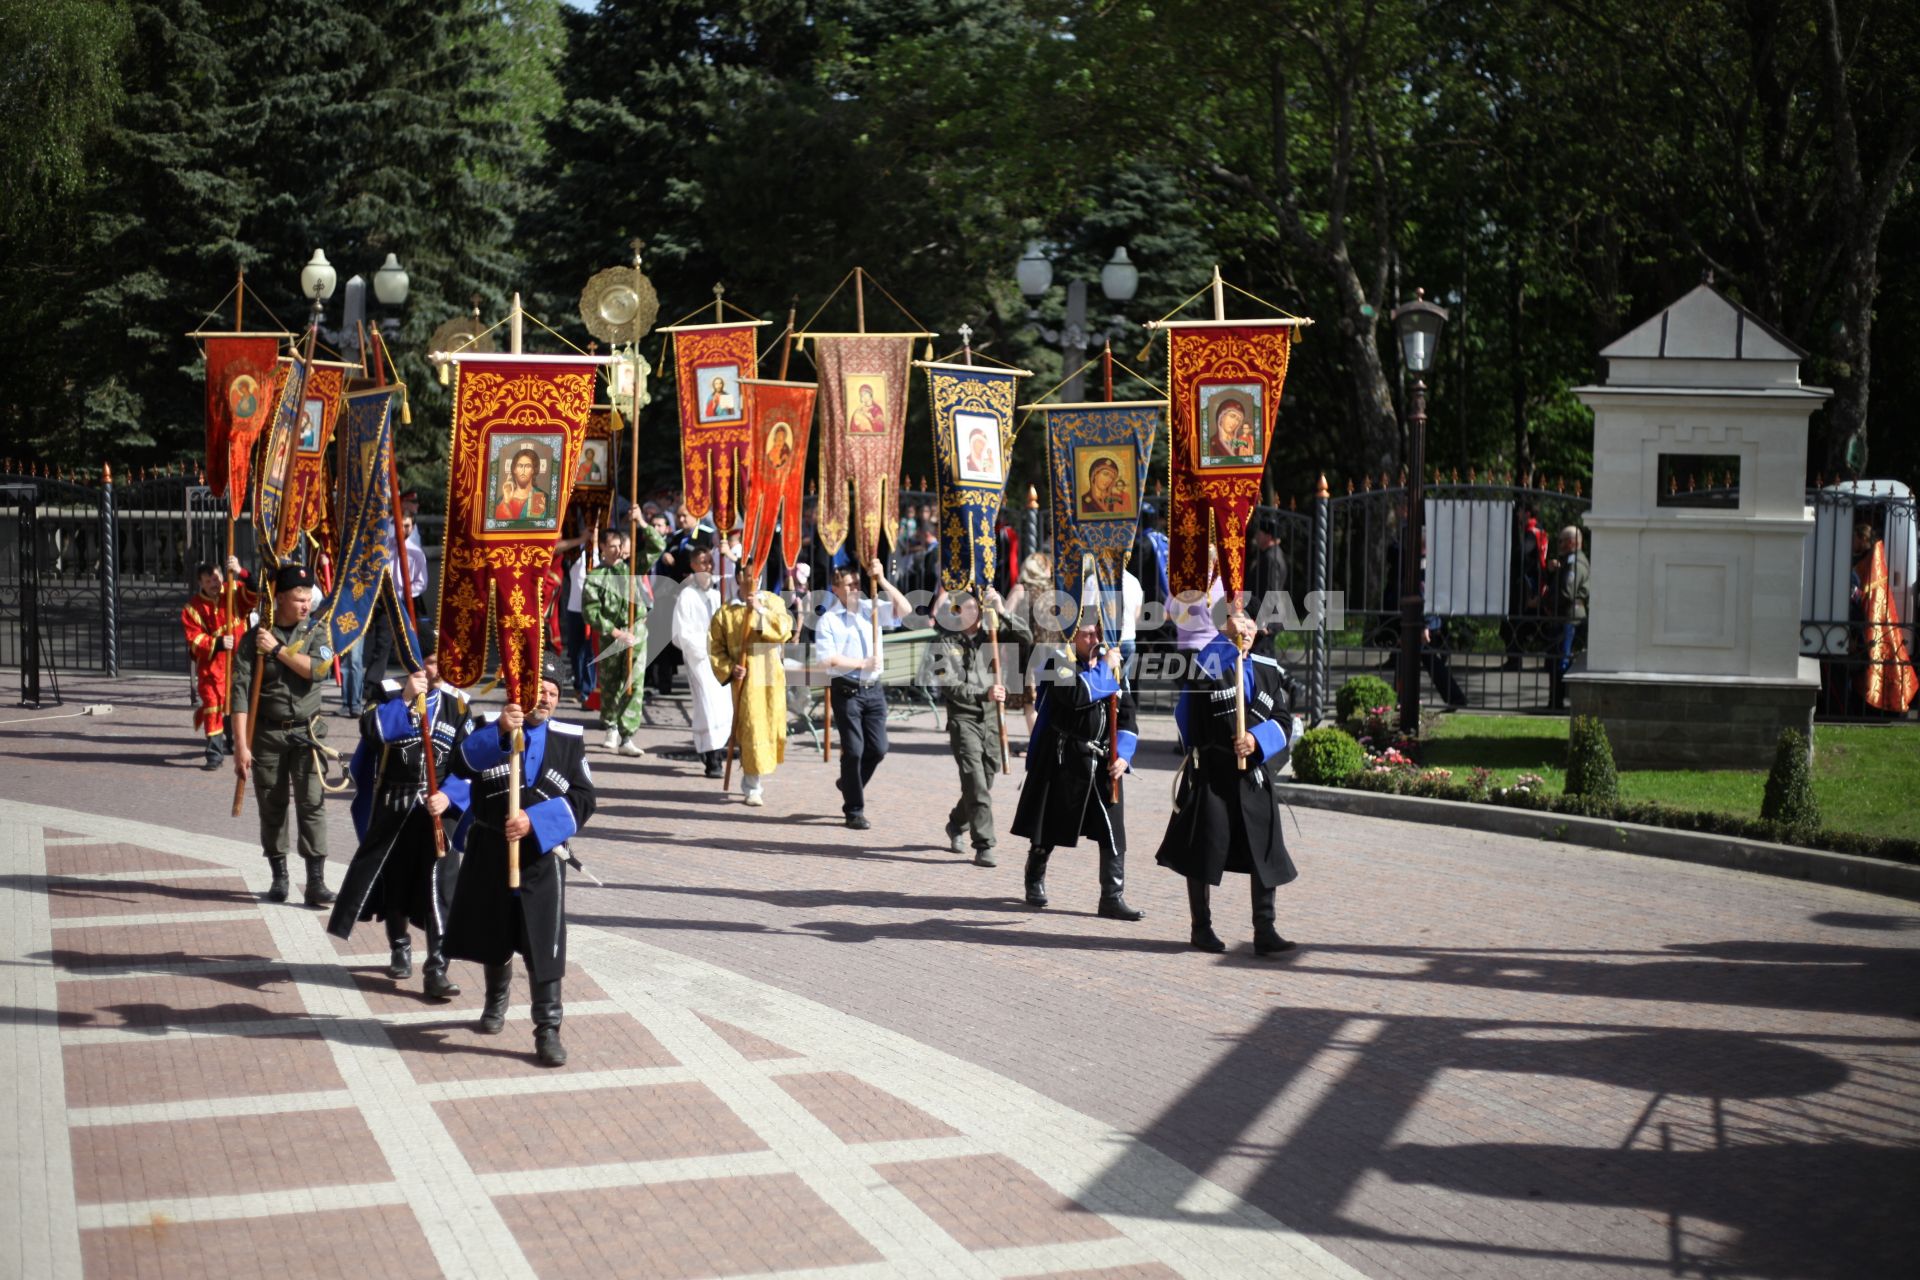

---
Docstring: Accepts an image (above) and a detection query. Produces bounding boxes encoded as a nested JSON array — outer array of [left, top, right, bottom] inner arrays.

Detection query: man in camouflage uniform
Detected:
[[928, 586, 1028, 866], [582, 521, 666, 755], [232, 563, 338, 907]]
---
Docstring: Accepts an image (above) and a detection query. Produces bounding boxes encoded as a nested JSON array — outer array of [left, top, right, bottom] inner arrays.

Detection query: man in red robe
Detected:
[[181, 556, 258, 769]]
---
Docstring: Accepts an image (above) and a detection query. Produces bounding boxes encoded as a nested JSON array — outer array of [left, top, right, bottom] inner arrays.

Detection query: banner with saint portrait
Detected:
[[923, 362, 1022, 593], [253, 355, 312, 566], [740, 379, 816, 575], [815, 334, 914, 566], [1165, 323, 1292, 599], [568, 406, 621, 538], [204, 335, 281, 508], [665, 321, 763, 533], [310, 387, 417, 666], [436, 355, 606, 705], [1040, 402, 1162, 626], [268, 360, 345, 562]]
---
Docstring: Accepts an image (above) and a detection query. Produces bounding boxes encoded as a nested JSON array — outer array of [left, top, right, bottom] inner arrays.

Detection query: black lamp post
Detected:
[[1015, 244, 1140, 402], [1391, 288, 1448, 734]]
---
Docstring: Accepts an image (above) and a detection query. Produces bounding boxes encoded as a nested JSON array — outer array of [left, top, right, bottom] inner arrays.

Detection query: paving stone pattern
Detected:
[[3, 675, 1918, 1279]]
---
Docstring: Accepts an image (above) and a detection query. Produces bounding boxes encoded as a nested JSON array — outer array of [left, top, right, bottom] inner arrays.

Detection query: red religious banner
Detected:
[[436, 356, 602, 704], [204, 335, 280, 505], [1165, 324, 1292, 599], [814, 335, 913, 566], [567, 406, 620, 537], [271, 362, 344, 560], [666, 321, 762, 532], [740, 379, 816, 573]]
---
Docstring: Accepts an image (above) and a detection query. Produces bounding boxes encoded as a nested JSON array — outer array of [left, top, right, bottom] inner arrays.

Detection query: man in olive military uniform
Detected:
[[927, 586, 1029, 866], [232, 563, 338, 906], [582, 520, 667, 755]]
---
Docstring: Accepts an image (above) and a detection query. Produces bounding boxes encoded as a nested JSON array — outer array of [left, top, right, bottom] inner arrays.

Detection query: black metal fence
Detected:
[[4, 468, 1913, 725]]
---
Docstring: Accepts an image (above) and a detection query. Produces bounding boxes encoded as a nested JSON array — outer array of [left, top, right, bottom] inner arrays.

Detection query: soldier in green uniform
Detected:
[[929, 586, 1029, 867], [232, 563, 339, 906], [581, 520, 665, 756]]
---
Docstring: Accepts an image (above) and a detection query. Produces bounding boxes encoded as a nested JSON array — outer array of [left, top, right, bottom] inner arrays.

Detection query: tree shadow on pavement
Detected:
[[12, 874, 257, 912], [601, 829, 956, 865], [1080, 937, 1920, 1279]]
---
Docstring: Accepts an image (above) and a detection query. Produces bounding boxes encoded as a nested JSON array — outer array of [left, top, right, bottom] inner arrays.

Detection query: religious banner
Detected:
[[1165, 324, 1292, 599], [1040, 402, 1161, 619], [271, 361, 344, 561], [568, 406, 620, 538], [924, 363, 1022, 592], [436, 355, 603, 705], [254, 355, 312, 565], [310, 388, 417, 665], [665, 321, 761, 532], [815, 334, 914, 565], [204, 335, 280, 505], [739, 379, 815, 574]]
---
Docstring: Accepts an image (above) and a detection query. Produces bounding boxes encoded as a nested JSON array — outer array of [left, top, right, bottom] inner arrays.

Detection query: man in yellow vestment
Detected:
[[709, 557, 796, 807]]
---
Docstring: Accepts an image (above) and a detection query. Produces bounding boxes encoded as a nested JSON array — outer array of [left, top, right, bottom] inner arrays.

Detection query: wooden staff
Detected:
[[507, 725, 525, 890], [378, 343, 447, 857], [221, 268, 244, 725], [1235, 640, 1249, 772], [988, 604, 1009, 775], [1107, 672, 1121, 803], [722, 567, 754, 789]]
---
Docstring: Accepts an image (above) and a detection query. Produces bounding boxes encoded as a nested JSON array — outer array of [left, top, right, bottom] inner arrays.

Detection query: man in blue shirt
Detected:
[[813, 560, 914, 830]]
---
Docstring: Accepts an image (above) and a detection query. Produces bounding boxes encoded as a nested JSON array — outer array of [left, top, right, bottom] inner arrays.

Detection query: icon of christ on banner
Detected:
[[697, 365, 741, 423], [486, 436, 561, 532]]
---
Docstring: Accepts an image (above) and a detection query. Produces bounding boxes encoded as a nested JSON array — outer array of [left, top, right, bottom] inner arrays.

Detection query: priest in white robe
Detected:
[[671, 537, 733, 777]]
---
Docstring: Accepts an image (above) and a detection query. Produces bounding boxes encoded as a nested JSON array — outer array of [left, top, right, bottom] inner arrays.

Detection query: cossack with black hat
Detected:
[[274, 563, 316, 594]]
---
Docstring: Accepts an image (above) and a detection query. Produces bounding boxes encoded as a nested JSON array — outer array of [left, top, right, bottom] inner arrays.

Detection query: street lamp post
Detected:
[[1391, 288, 1448, 735], [1016, 244, 1139, 402], [306, 252, 409, 364]]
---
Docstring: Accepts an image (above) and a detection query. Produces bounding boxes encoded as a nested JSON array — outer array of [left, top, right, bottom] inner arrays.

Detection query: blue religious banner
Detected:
[[921, 360, 1028, 592], [1034, 400, 1165, 635], [310, 387, 419, 667]]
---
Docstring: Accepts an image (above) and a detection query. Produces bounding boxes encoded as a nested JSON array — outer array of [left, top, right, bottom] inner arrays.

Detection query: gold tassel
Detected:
[[438, 362, 451, 386]]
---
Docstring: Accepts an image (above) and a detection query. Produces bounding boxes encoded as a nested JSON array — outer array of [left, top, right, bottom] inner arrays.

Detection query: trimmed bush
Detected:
[[1761, 727, 1821, 836], [1336, 674, 1397, 725], [1292, 726, 1365, 784], [1564, 715, 1619, 807]]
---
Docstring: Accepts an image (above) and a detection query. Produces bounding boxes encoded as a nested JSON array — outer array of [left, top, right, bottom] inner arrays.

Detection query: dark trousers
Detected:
[[561, 608, 596, 698], [361, 597, 424, 698], [831, 682, 888, 815]]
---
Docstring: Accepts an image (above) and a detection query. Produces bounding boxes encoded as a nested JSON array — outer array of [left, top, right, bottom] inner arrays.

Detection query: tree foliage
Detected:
[[3, 0, 1915, 494]]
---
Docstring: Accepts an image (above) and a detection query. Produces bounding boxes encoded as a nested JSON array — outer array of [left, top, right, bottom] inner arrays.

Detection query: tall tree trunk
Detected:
[[1508, 245, 1529, 483]]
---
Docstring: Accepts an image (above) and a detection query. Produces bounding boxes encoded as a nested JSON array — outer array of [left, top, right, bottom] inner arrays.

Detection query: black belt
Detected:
[[831, 678, 879, 695]]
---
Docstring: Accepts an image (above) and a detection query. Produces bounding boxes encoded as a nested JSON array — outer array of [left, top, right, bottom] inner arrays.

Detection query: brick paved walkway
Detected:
[[4, 675, 1919, 1279]]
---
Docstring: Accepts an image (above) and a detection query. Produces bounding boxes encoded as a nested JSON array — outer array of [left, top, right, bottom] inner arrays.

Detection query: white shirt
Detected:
[[1121, 570, 1143, 644], [389, 530, 428, 601], [566, 553, 587, 613], [812, 597, 896, 684]]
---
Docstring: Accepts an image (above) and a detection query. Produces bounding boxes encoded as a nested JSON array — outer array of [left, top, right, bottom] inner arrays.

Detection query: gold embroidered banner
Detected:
[[254, 356, 310, 566], [437, 356, 602, 704], [272, 362, 343, 560], [815, 334, 913, 565], [740, 379, 816, 574], [667, 322, 760, 532], [925, 362, 1021, 593], [1166, 324, 1291, 599]]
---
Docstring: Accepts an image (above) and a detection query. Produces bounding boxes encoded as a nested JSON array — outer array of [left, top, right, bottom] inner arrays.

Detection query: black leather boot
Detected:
[[532, 977, 566, 1067], [1096, 841, 1144, 921], [1252, 881, 1293, 955], [703, 750, 723, 779], [302, 857, 336, 908], [1023, 846, 1050, 908], [421, 927, 460, 1001], [265, 856, 290, 903], [386, 920, 412, 980], [477, 963, 512, 1034], [1188, 877, 1225, 953]]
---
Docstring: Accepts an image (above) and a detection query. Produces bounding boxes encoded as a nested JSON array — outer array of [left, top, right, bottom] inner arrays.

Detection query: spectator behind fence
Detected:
[[1548, 525, 1589, 711]]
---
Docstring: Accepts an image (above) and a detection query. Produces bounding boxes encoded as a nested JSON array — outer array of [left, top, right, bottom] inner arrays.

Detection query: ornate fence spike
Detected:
[[1346, 477, 1355, 495], [1573, 480, 1582, 497], [1315, 473, 1329, 500], [103, 463, 112, 485], [1361, 473, 1372, 492]]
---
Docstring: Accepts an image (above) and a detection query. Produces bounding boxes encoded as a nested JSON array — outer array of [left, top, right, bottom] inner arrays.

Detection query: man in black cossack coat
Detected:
[[1155, 609, 1299, 955], [327, 631, 472, 1000], [1011, 618, 1145, 922], [444, 657, 596, 1067]]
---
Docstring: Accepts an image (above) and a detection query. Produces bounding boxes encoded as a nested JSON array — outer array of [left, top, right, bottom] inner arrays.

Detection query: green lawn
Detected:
[[1419, 714, 1920, 840]]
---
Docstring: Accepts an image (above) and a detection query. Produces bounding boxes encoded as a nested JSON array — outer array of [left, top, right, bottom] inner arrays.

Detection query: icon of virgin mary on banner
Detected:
[[1165, 324, 1291, 599], [436, 354, 609, 705], [815, 335, 914, 566], [1041, 402, 1162, 625]]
